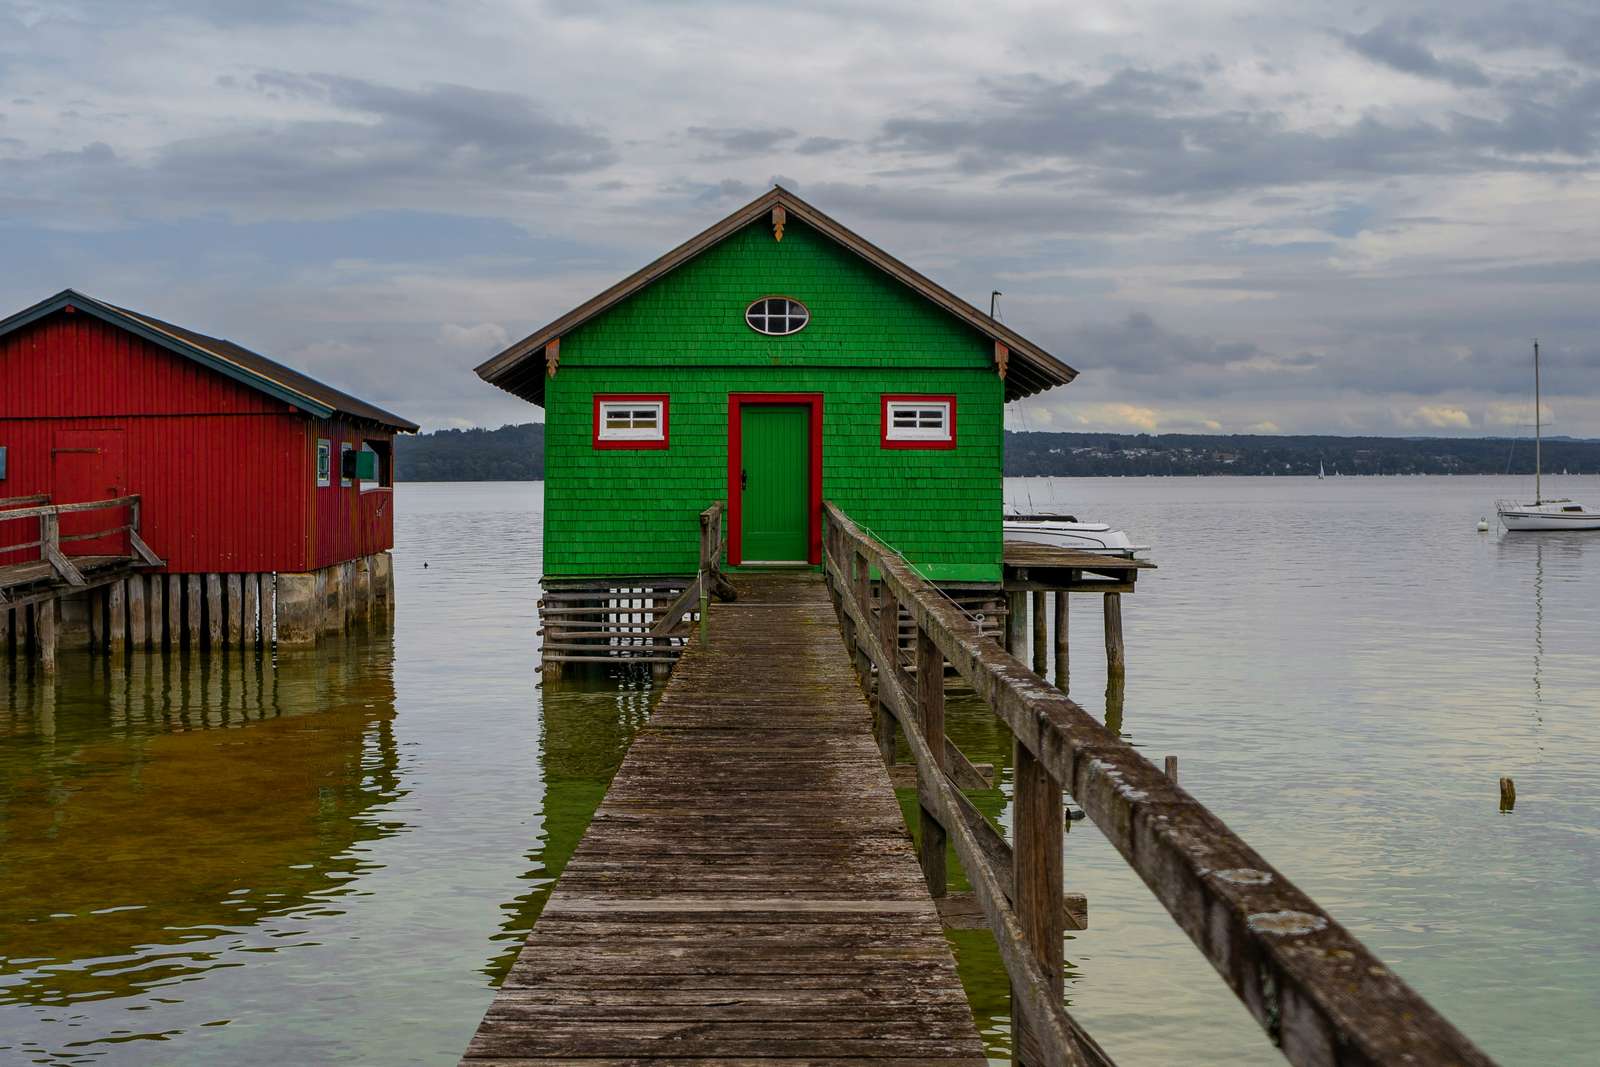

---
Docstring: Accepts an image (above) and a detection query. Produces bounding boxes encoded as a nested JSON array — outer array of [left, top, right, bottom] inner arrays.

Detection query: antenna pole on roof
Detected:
[[990, 290, 1002, 319]]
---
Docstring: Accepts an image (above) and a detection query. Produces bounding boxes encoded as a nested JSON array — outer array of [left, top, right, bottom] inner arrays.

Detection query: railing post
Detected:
[[698, 572, 709, 646], [875, 577, 900, 764], [916, 624, 947, 898], [1012, 739, 1064, 1067]]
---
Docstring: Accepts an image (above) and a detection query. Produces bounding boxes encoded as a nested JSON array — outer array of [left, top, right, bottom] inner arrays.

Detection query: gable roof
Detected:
[[476, 186, 1077, 406], [0, 289, 419, 432]]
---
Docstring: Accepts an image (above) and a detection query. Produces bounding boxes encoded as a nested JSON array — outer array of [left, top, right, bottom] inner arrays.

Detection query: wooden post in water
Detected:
[[186, 575, 202, 647], [89, 587, 104, 650], [1103, 591, 1125, 673], [1165, 755, 1178, 783], [167, 574, 182, 648], [38, 598, 57, 673], [1012, 740, 1064, 1066], [109, 579, 127, 653], [1053, 591, 1069, 690], [128, 576, 146, 650], [243, 574, 260, 647], [226, 574, 243, 646], [917, 625, 947, 898], [1005, 590, 1027, 657], [206, 573, 224, 648], [1031, 590, 1047, 675], [1499, 776, 1516, 812]]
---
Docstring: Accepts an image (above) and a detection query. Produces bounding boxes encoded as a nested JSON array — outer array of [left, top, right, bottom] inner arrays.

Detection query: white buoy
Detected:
[[1477, 517, 1490, 532]]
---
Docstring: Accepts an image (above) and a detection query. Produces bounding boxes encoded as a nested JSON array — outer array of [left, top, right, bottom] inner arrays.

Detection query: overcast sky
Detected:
[[3, 1, 1598, 436]]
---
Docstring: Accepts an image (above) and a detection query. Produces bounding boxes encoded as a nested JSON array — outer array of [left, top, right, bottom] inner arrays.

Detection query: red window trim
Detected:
[[881, 394, 957, 450], [592, 393, 670, 450], [727, 393, 824, 566]]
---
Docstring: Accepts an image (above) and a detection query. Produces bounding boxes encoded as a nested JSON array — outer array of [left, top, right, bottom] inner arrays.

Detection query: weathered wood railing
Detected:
[[822, 501, 1492, 1067], [0, 495, 162, 587], [538, 503, 733, 675]]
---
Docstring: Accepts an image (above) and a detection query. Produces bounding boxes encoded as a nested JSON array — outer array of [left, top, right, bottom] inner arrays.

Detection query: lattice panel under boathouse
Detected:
[[537, 578, 702, 672]]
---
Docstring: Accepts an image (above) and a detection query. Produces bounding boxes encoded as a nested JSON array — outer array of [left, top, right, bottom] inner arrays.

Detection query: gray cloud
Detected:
[[687, 125, 796, 153], [1339, 20, 1490, 88]]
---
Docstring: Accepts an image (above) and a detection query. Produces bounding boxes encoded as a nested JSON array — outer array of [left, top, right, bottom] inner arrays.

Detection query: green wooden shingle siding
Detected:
[[544, 217, 1003, 583]]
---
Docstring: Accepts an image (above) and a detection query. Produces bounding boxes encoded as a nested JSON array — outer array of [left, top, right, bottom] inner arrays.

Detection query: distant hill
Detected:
[[395, 423, 1600, 480]]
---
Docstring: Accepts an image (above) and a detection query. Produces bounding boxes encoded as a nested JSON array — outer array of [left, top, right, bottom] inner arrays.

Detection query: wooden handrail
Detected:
[[822, 501, 1493, 1067], [0, 495, 140, 523], [0, 494, 51, 510], [0, 494, 161, 576]]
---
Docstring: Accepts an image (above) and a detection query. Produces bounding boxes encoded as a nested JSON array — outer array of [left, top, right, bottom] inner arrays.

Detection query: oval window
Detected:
[[745, 296, 810, 336]]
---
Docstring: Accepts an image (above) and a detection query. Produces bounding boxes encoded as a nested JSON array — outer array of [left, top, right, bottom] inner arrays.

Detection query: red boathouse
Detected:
[[0, 289, 418, 655]]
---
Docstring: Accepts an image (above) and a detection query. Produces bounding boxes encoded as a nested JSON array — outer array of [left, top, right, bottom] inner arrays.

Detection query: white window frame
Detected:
[[885, 400, 953, 443], [316, 439, 331, 487], [597, 399, 666, 442], [340, 442, 353, 487], [745, 296, 810, 336]]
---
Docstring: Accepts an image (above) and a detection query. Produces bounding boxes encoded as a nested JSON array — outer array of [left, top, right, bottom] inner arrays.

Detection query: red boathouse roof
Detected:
[[0, 289, 418, 432]]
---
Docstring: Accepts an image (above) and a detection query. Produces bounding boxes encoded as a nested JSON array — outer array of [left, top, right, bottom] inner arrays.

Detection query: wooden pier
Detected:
[[470, 502, 1495, 1066], [462, 573, 988, 1065]]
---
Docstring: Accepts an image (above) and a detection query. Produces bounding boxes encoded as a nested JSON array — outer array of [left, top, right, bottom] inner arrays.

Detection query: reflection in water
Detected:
[[0, 632, 401, 1061], [480, 675, 654, 984]]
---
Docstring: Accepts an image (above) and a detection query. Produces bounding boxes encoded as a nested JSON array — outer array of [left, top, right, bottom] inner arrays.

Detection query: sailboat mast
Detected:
[[1534, 339, 1542, 505]]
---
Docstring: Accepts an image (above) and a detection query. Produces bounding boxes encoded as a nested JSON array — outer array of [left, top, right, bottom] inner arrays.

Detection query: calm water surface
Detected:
[[2, 477, 1596, 1065]]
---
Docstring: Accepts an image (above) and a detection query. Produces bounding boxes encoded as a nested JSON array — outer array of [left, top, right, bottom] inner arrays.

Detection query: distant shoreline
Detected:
[[394, 424, 1600, 481]]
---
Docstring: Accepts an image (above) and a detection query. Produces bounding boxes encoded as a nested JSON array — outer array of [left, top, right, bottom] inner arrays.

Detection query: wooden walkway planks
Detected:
[[461, 573, 987, 1066]]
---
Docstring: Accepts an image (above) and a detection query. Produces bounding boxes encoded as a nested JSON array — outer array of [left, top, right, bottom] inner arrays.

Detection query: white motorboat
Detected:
[[1003, 512, 1148, 556], [1496, 340, 1600, 532]]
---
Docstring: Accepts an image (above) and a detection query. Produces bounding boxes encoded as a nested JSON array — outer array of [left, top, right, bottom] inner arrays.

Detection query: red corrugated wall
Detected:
[[0, 309, 394, 573]]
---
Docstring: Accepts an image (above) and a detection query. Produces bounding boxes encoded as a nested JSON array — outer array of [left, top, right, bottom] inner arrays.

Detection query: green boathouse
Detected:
[[477, 187, 1076, 670]]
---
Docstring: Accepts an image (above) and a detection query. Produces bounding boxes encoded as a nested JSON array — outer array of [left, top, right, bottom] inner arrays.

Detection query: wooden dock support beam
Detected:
[[127, 576, 146, 650], [243, 573, 260, 646], [38, 598, 57, 673], [226, 574, 243, 646], [1103, 591, 1125, 673], [109, 579, 126, 653], [206, 573, 223, 648], [1031, 590, 1047, 675], [1053, 590, 1069, 691], [185, 574, 202, 647], [1005, 589, 1026, 656]]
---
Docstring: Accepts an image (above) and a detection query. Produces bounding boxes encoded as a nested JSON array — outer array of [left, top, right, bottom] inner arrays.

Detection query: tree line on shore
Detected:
[[394, 423, 1600, 480]]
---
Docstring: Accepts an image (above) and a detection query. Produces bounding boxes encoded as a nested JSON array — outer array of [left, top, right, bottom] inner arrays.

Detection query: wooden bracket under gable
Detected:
[[545, 338, 560, 378], [771, 205, 786, 242], [994, 340, 1009, 380]]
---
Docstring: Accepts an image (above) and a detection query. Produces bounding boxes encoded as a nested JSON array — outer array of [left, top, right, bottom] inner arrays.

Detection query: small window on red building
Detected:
[[594, 395, 669, 449], [882, 395, 956, 449]]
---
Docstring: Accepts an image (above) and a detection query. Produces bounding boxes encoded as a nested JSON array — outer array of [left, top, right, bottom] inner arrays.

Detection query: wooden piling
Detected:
[[1165, 755, 1178, 783], [1499, 776, 1516, 812], [109, 579, 127, 653], [1031, 590, 1047, 675], [88, 587, 104, 650], [205, 573, 223, 648], [243, 573, 260, 646], [1103, 591, 1125, 673], [185, 574, 202, 646], [148, 574, 165, 649], [127, 575, 146, 650], [225, 573, 243, 646], [1053, 590, 1069, 690], [38, 598, 57, 673], [1012, 739, 1064, 1066], [1005, 589, 1027, 656], [917, 626, 947, 899]]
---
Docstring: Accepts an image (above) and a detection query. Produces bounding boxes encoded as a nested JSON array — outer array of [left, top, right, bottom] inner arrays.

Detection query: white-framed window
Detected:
[[316, 439, 331, 487], [594, 395, 669, 447], [340, 442, 353, 487], [745, 296, 809, 336], [882, 396, 956, 448]]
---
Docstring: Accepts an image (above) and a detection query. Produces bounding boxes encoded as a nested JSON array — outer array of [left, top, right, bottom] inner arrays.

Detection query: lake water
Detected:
[[2, 477, 1596, 1065]]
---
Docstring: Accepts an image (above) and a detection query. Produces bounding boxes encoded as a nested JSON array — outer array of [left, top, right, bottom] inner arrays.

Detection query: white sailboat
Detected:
[[1496, 341, 1600, 531], [1318, 460, 1325, 480]]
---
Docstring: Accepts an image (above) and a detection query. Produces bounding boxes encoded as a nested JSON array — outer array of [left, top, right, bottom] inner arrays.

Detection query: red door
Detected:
[[52, 429, 128, 556]]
